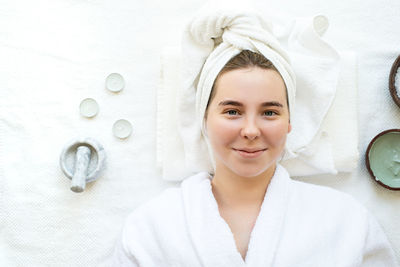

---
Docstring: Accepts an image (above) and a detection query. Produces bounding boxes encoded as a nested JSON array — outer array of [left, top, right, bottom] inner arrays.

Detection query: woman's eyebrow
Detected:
[[261, 101, 283, 108], [218, 100, 243, 107], [218, 100, 283, 108]]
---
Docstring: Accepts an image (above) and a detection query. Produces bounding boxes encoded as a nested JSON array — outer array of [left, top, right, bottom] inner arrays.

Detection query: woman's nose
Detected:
[[241, 117, 261, 140]]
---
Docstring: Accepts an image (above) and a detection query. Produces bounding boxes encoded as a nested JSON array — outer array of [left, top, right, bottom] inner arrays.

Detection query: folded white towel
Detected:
[[280, 51, 359, 175], [157, 2, 358, 181]]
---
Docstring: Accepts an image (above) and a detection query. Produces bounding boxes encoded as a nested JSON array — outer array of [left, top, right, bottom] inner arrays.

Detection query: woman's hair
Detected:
[[205, 50, 287, 116]]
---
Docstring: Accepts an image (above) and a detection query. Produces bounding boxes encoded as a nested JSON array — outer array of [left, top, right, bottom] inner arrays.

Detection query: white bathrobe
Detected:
[[112, 165, 398, 266]]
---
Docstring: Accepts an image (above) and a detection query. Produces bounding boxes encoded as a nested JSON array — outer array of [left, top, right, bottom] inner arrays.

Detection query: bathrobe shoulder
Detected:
[[112, 165, 398, 267]]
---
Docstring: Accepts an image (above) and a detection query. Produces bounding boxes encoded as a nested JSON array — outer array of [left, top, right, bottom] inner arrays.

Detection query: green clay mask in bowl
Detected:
[[366, 129, 400, 190]]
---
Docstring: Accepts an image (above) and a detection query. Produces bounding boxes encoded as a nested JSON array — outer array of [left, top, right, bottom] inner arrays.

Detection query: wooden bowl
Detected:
[[366, 129, 400, 190], [389, 55, 400, 108]]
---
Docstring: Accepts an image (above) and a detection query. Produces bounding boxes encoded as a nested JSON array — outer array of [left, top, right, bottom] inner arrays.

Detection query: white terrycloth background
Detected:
[[0, 0, 399, 266]]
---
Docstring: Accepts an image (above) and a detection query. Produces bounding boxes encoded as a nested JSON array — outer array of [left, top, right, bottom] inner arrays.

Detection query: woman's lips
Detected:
[[233, 148, 267, 158]]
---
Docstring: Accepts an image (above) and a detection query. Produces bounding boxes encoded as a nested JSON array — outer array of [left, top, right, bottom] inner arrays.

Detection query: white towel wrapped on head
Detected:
[[156, 1, 358, 181]]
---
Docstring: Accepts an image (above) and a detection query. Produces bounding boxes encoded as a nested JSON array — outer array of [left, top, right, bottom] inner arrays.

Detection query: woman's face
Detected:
[[205, 67, 291, 178]]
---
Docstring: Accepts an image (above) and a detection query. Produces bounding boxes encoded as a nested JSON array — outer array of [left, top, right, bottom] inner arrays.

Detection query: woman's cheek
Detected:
[[214, 118, 239, 141], [211, 117, 240, 143], [262, 120, 289, 144]]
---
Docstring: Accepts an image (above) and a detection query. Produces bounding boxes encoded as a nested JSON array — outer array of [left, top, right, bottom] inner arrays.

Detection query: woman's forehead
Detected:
[[212, 67, 287, 103]]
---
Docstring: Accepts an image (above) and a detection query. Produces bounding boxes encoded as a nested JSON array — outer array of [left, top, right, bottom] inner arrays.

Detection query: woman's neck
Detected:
[[210, 164, 276, 210]]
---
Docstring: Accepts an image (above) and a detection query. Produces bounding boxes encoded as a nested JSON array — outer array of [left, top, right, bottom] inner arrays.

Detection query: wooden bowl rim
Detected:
[[389, 55, 400, 108]]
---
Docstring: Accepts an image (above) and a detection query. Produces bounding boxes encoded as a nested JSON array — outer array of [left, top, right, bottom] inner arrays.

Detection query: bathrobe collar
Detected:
[[181, 164, 292, 267]]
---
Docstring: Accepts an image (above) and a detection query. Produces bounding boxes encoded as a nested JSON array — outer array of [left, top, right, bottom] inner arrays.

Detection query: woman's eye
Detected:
[[226, 110, 238, 115], [264, 110, 277, 116]]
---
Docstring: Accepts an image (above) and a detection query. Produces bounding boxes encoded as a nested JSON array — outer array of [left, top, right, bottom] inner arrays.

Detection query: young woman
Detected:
[[112, 50, 398, 266], [203, 50, 291, 260]]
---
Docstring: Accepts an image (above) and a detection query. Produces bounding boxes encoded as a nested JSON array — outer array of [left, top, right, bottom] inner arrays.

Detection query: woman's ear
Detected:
[[287, 122, 292, 133]]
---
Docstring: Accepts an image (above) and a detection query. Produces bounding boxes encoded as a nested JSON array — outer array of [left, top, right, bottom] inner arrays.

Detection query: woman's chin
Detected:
[[225, 160, 277, 178]]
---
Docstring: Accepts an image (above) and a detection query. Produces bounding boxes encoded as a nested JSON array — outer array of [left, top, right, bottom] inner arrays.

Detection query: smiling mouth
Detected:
[[233, 148, 267, 158]]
